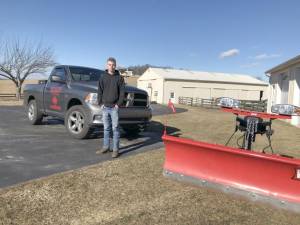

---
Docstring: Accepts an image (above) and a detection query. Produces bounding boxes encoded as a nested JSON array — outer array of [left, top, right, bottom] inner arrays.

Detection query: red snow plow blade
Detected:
[[162, 134, 300, 212]]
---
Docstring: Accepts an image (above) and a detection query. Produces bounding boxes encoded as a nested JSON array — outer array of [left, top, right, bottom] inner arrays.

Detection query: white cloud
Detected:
[[254, 53, 281, 60], [240, 62, 260, 68], [219, 49, 240, 59]]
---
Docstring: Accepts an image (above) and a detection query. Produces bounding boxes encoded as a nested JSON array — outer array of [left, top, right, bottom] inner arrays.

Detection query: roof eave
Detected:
[[265, 55, 300, 75], [164, 78, 268, 86]]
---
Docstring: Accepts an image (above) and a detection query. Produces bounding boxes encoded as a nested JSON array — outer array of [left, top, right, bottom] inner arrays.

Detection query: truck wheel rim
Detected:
[[28, 104, 34, 120], [68, 111, 85, 134]]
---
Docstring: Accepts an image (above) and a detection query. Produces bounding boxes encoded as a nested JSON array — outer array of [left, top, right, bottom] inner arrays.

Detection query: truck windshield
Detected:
[[69, 67, 103, 81]]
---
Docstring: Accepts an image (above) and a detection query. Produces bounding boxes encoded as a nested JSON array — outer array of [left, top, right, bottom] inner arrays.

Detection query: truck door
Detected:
[[44, 67, 67, 117]]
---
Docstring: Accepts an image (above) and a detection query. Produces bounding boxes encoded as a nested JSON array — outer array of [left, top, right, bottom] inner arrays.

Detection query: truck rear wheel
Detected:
[[65, 105, 92, 139], [27, 99, 43, 125]]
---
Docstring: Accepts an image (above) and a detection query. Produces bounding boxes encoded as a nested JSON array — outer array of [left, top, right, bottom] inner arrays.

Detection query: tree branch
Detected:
[[0, 38, 57, 93]]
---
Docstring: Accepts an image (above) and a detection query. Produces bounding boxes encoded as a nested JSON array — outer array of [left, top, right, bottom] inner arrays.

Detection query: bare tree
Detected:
[[0, 39, 56, 99]]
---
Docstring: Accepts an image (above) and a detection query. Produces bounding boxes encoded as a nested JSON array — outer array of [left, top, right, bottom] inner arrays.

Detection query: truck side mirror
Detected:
[[51, 75, 66, 83]]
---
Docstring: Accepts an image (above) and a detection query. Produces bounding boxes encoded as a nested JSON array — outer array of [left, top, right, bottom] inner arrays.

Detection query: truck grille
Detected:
[[124, 92, 148, 107]]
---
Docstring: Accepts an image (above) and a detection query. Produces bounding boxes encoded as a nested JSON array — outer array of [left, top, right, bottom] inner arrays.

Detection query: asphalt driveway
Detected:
[[0, 104, 185, 188]]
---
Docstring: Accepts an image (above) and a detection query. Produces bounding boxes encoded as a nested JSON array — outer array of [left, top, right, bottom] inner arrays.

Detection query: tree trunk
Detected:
[[16, 86, 22, 100]]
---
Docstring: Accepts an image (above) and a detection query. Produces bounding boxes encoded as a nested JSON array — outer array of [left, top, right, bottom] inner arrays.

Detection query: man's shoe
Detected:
[[96, 148, 109, 154], [112, 151, 119, 158]]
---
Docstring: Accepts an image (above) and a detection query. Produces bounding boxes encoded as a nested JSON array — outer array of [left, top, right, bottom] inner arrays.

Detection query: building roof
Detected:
[[265, 55, 300, 75], [140, 67, 268, 86]]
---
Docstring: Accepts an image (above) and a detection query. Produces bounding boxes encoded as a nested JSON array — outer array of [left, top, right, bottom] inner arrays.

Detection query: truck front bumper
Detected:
[[86, 104, 152, 126]]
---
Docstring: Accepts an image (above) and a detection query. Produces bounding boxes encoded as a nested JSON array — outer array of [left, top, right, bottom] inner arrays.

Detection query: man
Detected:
[[96, 57, 125, 158]]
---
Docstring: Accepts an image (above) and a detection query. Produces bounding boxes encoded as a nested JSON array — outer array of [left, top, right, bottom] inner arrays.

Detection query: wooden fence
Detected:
[[0, 79, 40, 99], [178, 96, 267, 112], [0, 93, 24, 99]]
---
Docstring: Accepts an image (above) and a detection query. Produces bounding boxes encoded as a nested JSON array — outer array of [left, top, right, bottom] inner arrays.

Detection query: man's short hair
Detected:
[[107, 57, 116, 65]]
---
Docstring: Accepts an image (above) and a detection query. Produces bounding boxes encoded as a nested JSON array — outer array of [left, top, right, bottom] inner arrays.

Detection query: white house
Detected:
[[137, 67, 268, 104], [266, 55, 300, 126]]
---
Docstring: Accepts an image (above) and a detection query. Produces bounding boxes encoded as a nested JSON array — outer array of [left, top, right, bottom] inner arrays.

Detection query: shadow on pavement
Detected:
[[42, 117, 64, 125], [119, 121, 181, 156]]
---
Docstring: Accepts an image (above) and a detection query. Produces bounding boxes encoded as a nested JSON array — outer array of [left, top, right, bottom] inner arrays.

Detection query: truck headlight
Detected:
[[271, 104, 298, 115], [217, 97, 240, 108], [85, 93, 98, 105], [147, 95, 150, 107]]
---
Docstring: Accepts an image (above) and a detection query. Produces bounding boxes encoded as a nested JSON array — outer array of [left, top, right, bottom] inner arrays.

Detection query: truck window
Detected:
[[69, 67, 102, 81], [51, 68, 66, 81]]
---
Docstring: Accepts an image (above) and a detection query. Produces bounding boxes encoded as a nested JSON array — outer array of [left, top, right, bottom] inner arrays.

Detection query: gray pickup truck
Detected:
[[23, 65, 152, 139]]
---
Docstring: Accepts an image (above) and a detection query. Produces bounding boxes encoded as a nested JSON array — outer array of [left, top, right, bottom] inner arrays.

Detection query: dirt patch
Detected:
[[1, 105, 300, 225]]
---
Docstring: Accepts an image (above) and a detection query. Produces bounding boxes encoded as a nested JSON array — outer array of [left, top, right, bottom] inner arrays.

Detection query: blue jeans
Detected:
[[102, 106, 120, 152]]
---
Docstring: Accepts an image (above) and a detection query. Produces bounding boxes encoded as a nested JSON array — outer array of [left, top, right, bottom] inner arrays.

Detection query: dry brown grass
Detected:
[[1, 105, 300, 225], [0, 79, 38, 106], [0, 80, 39, 94], [1, 150, 300, 225], [0, 99, 23, 106], [158, 105, 300, 158]]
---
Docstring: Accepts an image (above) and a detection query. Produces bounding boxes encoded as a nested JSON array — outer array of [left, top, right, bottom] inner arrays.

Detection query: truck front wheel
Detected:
[[65, 105, 92, 139]]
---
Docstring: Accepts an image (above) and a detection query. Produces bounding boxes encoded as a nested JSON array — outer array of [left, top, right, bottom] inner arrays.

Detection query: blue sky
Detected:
[[1, 0, 300, 80]]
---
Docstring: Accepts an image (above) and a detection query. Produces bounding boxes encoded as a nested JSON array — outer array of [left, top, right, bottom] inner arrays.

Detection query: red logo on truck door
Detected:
[[50, 87, 62, 110]]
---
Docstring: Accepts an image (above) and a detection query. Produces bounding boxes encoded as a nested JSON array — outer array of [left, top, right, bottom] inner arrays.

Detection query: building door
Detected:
[[271, 84, 277, 105], [280, 74, 289, 104], [154, 91, 158, 103], [147, 82, 153, 102], [292, 68, 300, 126], [296, 68, 300, 106], [169, 91, 175, 103]]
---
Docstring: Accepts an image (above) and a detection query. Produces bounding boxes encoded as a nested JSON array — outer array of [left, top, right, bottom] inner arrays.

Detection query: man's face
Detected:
[[106, 60, 116, 74]]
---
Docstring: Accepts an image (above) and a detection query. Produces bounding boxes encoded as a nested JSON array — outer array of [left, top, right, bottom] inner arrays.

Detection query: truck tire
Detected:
[[65, 105, 92, 139], [122, 125, 142, 136], [27, 99, 43, 125]]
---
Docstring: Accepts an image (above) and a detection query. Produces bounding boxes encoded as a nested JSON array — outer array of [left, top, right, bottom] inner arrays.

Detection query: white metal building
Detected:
[[137, 67, 268, 104], [266, 55, 300, 126]]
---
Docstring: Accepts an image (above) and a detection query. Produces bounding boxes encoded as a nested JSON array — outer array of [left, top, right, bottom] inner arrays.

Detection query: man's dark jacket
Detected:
[[97, 70, 125, 107]]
